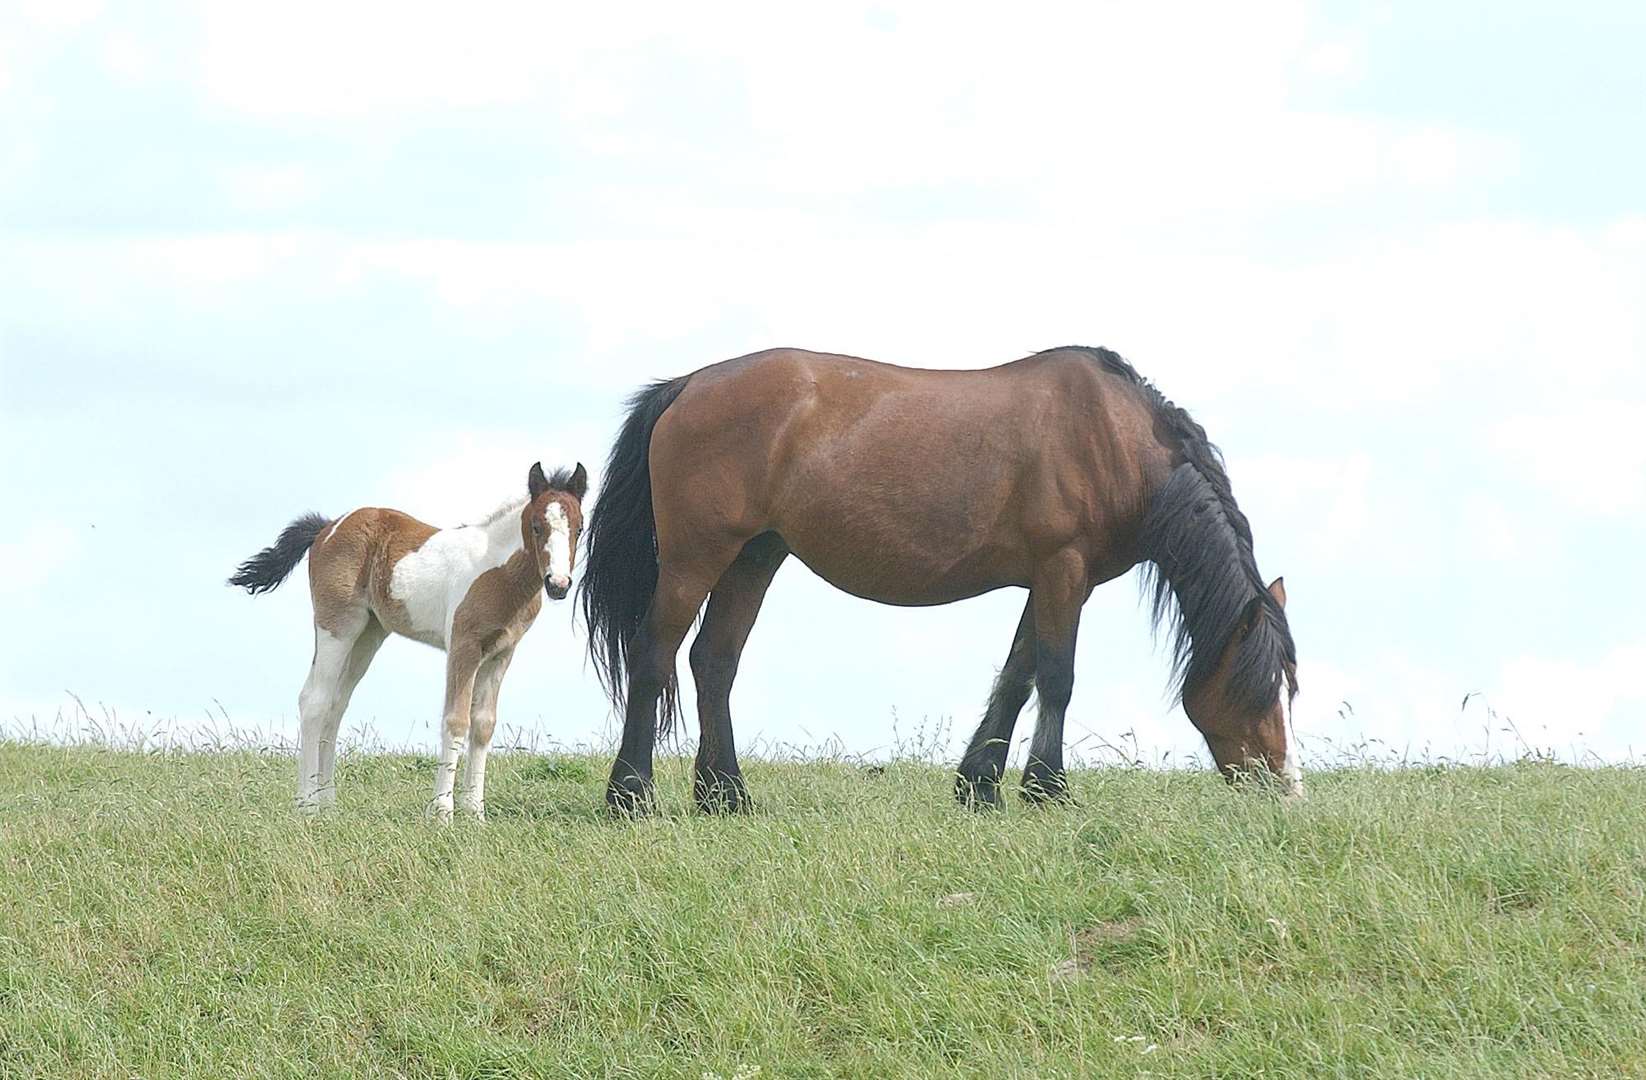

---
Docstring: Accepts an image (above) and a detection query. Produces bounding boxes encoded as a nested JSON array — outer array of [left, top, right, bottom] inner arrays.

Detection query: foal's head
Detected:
[[1181, 577, 1303, 798], [524, 461, 588, 601]]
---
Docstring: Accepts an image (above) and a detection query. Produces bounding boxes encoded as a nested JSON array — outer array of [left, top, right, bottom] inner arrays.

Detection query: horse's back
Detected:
[[649, 347, 1158, 603]]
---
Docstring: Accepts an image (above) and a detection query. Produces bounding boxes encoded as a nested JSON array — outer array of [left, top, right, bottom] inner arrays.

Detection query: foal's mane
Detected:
[[465, 496, 529, 529], [1047, 346, 1296, 715], [462, 468, 583, 528]]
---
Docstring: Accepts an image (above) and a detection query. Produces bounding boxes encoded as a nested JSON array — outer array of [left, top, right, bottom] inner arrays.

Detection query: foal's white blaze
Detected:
[[545, 501, 572, 591]]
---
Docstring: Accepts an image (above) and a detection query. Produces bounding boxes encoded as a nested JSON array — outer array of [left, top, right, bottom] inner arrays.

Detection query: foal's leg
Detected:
[[688, 533, 788, 814], [461, 647, 514, 820], [607, 553, 739, 815], [295, 612, 369, 811], [1021, 548, 1088, 803], [954, 596, 1037, 809], [312, 618, 388, 805], [431, 645, 482, 821]]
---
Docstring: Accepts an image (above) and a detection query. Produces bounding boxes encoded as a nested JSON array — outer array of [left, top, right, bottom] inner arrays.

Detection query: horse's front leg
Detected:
[[1021, 548, 1088, 803], [431, 646, 481, 821], [955, 595, 1036, 809], [462, 647, 514, 821]]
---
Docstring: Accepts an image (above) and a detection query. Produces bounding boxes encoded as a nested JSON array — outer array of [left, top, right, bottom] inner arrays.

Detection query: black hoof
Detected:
[[605, 775, 655, 818], [693, 771, 752, 815], [1020, 769, 1073, 805], [955, 773, 1004, 810]]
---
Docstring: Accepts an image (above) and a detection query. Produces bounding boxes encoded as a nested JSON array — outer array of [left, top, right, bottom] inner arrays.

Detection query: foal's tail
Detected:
[[579, 374, 692, 736], [228, 513, 332, 595]]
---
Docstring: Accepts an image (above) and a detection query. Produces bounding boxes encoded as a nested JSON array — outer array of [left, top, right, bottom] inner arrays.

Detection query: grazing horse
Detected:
[[230, 462, 587, 818], [581, 346, 1299, 815]]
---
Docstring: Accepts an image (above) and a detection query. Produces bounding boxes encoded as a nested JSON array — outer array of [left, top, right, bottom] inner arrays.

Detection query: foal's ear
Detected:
[[1267, 576, 1287, 609], [567, 462, 589, 500], [528, 461, 550, 499]]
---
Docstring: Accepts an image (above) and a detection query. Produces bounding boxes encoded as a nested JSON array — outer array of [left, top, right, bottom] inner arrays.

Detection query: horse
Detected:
[[580, 346, 1299, 815], [230, 461, 588, 819]]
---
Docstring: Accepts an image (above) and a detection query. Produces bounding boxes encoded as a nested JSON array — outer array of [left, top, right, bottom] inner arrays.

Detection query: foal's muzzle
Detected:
[[544, 575, 570, 601]]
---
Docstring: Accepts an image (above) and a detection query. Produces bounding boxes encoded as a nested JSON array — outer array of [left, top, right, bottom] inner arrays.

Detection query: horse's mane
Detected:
[[464, 496, 528, 529], [462, 468, 583, 528], [1044, 346, 1296, 715]]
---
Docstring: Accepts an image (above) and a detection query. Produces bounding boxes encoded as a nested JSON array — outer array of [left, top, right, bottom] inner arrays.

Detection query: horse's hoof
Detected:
[[1019, 770, 1074, 806], [955, 775, 1004, 811], [605, 779, 655, 818], [693, 772, 752, 815]]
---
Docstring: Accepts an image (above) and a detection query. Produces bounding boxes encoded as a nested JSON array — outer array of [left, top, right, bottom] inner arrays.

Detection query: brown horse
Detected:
[[580, 347, 1299, 814]]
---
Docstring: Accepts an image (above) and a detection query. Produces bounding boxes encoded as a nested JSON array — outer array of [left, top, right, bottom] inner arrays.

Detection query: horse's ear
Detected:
[[528, 461, 550, 499], [567, 462, 589, 500], [1267, 576, 1287, 609], [1238, 593, 1267, 637]]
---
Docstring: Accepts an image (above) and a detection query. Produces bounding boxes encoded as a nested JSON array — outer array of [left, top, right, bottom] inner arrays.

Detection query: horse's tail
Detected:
[[579, 374, 692, 736], [228, 513, 332, 595]]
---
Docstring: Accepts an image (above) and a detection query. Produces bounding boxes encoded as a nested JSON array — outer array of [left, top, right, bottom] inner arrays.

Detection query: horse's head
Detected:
[[523, 461, 588, 600], [1181, 577, 1303, 798]]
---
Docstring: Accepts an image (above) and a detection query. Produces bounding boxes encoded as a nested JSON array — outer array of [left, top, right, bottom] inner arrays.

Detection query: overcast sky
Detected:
[[3, 1, 1643, 769]]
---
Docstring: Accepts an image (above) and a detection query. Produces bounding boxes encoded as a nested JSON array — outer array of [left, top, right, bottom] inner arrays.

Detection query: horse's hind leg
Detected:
[[312, 618, 387, 804], [295, 611, 373, 811], [461, 646, 515, 820], [688, 532, 788, 814], [1021, 548, 1088, 803], [608, 547, 742, 815], [955, 596, 1036, 809]]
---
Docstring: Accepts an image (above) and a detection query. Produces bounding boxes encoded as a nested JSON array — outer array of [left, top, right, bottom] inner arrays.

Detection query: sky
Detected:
[[3, 1, 1643, 770]]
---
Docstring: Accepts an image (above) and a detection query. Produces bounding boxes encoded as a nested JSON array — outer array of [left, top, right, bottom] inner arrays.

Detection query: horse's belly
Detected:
[[784, 535, 1022, 606]]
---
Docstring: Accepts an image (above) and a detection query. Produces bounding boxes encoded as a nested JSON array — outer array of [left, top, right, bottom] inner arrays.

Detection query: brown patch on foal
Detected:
[[305, 508, 440, 637]]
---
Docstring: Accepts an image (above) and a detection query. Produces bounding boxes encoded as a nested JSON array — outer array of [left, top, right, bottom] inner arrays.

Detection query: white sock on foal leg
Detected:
[[431, 652, 480, 822], [296, 627, 354, 811], [460, 737, 490, 820], [430, 727, 464, 821]]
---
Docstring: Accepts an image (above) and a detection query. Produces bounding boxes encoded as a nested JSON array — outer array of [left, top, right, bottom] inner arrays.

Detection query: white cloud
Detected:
[[378, 428, 602, 527], [198, 2, 552, 116], [220, 165, 316, 211], [16, 0, 101, 32], [1492, 403, 1646, 515], [1494, 645, 1646, 757], [0, 521, 84, 599], [99, 32, 156, 84]]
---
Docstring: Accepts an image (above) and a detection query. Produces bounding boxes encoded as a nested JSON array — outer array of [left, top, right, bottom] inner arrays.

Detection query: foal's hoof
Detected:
[[1020, 769, 1074, 806], [693, 771, 752, 815], [955, 774, 1004, 811], [605, 778, 656, 818]]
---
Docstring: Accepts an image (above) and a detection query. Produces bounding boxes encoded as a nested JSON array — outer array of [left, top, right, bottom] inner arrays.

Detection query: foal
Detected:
[[230, 462, 587, 818]]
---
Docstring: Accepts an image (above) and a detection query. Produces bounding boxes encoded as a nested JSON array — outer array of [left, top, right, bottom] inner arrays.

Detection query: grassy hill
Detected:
[[3, 744, 1644, 1077]]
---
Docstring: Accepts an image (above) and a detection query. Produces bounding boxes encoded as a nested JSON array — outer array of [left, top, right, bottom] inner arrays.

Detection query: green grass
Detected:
[[2, 744, 1644, 1078]]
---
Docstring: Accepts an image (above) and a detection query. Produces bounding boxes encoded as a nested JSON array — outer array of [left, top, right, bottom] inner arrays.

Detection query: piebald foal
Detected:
[[230, 462, 587, 818]]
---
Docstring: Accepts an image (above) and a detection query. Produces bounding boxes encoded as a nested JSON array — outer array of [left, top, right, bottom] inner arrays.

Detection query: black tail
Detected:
[[228, 513, 332, 595], [579, 375, 692, 736]]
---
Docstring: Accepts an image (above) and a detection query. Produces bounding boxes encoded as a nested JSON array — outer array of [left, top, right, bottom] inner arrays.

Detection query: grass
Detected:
[[2, 742, 1645, 1078]]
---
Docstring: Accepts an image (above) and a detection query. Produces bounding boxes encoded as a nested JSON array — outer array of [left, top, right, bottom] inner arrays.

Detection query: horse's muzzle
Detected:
[[544, 576, 570, 601]]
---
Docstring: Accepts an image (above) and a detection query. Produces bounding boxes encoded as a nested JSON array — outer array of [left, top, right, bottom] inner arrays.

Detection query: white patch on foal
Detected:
[[389, 501, 525, 648], [545, 501, 572, 591]]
